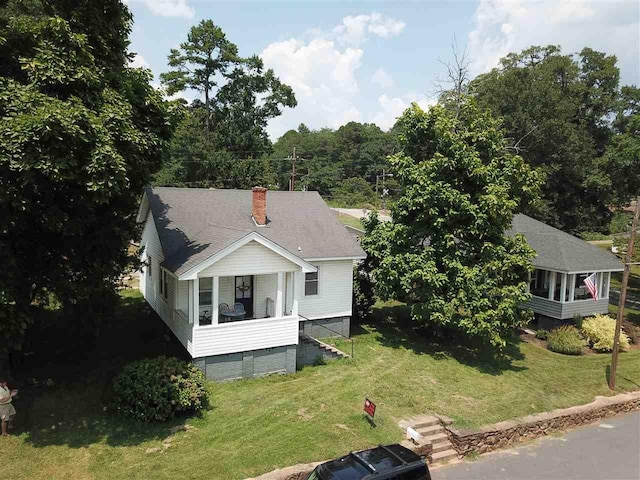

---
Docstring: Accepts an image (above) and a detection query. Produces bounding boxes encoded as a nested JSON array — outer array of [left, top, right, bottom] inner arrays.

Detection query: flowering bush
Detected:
[[113, 356, 208, 422], [582, 315, 630, 352]]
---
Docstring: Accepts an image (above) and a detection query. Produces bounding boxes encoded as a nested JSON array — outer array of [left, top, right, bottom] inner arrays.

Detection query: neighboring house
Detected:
[[342, 211, 623, 324], [510, 214, 623, 323], [137, 187, 365, 380]]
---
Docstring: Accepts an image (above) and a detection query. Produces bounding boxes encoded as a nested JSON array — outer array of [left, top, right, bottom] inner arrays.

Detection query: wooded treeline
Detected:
[[156, 33, 639, 236]]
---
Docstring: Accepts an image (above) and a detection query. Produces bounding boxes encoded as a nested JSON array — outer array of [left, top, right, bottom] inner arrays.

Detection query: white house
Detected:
[[137, 186, 365, 380]]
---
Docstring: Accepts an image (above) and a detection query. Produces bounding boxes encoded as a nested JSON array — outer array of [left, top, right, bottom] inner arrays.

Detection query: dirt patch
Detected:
[[297, 408, 313, 421]]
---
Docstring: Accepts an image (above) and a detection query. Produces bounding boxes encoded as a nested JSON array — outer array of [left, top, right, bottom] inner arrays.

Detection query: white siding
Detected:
[[139, 211, 193, 355], [198, 241, 298, 277], [298, 260, 354, 320], [177, 279, 189, 314], [254, 273, 277, 318], [193, 316, 299, 357], [140, 210, 163, 312]]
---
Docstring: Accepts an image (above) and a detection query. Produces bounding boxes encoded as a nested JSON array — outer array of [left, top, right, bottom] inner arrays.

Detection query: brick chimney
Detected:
[[252, 186, 267, 225]]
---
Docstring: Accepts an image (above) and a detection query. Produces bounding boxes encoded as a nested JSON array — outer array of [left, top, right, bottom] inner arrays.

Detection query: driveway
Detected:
[[432, 411, 640, 480]]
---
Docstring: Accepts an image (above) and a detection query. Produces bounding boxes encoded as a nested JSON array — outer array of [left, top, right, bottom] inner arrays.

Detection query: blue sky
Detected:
[[126, 0, 640, 140]]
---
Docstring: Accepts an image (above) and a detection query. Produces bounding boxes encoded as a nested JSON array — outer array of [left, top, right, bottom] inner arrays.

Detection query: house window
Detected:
[[573, 273, 591, 300], [199, 277, 212, 306], [600, 272, 610, 299], [530, 269, 550, 298], [553, 272, 563, 301], [147, 255, 152, 277], [305, 269, 319, 296], [160, 269, 168, 300]]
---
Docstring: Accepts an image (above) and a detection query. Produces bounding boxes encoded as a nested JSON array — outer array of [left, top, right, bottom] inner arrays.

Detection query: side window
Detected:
[[159, 269, 168, 300], [387, 466, 429, 480], [305, 269, 319, 296], [147, 255, 152, 277]]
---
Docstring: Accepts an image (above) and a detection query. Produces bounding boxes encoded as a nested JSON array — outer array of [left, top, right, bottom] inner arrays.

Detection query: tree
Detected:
[[160, 20, 295, 143], [0, 0, 171, 367], [161, 20, 239, 133], [471, 46, 629, 234], [361, 100, 541, 348], [331, 177, 377, 207]]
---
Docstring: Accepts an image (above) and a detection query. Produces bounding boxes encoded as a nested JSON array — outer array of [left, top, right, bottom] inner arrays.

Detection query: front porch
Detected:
[[525, 268, 613, 320]]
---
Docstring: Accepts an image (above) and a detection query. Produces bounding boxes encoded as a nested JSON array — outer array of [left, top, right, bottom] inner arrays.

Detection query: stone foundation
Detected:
[[301, 316, 350, 339], [446, 391, 640, 456]]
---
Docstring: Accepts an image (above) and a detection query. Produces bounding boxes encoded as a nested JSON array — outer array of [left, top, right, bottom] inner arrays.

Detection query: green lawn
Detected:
[[335, 213, 364, 230], [611, 265, 640, 298], [6, 293, 640, 480]]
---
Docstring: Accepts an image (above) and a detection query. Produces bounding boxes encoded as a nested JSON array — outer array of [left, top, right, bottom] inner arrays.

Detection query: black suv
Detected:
[[307, 444, 431, 480]]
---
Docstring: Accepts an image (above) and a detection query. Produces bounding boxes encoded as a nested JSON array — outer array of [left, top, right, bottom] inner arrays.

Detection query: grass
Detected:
[[335, 212, 364, 230], [6, 293, 640, 480], [611, 265, 640, 298]]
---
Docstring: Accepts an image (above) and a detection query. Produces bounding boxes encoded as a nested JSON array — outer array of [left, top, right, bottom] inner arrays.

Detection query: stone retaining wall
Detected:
[[446, 391, 640, 456]]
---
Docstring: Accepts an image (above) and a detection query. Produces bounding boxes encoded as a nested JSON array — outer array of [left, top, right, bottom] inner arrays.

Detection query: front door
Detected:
[[235, 275, 253, 318]]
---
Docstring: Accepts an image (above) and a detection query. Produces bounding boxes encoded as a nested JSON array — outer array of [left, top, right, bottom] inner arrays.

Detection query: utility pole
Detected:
[[609, 196, 640, 390], [290, 147, 297, 191]]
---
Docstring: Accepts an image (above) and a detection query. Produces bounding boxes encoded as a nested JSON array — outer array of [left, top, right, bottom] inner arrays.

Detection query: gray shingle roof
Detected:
[[510, 214, 623, 273], [145, 187, 365, 276]]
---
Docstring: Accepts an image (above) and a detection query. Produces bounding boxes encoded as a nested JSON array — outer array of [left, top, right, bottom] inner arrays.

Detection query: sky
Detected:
[[125, 0, 640, 140]]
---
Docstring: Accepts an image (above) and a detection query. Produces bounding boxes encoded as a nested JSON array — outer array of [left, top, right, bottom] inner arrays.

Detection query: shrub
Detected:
[[573, 313, 583, 329], [547, 326, 585, 355], [353, 264, 375, 322], [582, 315, 630, 352], [535, 329, 549, 340], [313, 355, 327, 366], [113, 356, 208, 422]]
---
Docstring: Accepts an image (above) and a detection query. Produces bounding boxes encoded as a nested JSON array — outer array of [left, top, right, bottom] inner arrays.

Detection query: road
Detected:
[[432, 411, 640, 480]]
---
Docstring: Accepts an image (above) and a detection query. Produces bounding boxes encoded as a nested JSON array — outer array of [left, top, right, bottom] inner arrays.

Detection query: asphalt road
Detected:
[[432, 411, 640, 480]]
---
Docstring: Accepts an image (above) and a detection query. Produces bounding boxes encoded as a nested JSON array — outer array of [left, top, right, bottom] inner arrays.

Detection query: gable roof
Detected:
[[142, 187, 366, 277], [510, 214, 623, 273]]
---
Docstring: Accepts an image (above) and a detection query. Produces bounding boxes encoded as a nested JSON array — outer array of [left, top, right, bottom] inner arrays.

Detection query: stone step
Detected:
[[430, 449, 458, 464], [431, 442, 453, 454], [424, 432, 449, 445], [416, 424, 444, 436], [412, 416, 440, 429]]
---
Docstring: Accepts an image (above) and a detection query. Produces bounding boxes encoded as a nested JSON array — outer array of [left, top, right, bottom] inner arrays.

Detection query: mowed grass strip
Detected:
[[5, 294, 640, 480]]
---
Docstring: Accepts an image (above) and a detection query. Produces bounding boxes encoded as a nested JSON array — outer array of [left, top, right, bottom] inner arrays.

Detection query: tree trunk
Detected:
[[204, 81, 210, 133]]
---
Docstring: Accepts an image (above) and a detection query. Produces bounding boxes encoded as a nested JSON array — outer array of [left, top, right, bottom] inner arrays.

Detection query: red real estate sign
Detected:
[[364, 398, 376, 419]]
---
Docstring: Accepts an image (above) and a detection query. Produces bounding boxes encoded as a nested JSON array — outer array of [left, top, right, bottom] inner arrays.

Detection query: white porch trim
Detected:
[[179, 231, 317, 280]]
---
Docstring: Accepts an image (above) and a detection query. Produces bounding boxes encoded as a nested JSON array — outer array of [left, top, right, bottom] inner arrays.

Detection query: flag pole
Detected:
[[609, 197, 640, 390]]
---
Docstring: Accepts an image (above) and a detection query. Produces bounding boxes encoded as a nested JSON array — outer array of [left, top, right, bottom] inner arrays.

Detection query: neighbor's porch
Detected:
[[524, 268, 614, 320]]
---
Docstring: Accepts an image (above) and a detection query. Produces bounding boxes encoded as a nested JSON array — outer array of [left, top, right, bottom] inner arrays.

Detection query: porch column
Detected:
[[568, 274, 575, 302], [548, 271, 556, 300], [292, 271, 300, 317], [604, 272, 611, 299], [212, 276, 219, 325], [560, 273, 567, 303], [193, 277, 199, 326], [276, 272, 284, 317]]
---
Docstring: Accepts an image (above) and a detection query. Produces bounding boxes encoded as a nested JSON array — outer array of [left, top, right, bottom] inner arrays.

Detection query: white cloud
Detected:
[[126, 0, 194, 18], [151, 82, 193, 103], [371, 94, 435, 131], [261, 38, 363, 138], [129, 53, 149, 69], [261, 12, 407, 139], [371, 68, 394, 88], [333, 12, 406, 45], [468, 0, 639, 85]]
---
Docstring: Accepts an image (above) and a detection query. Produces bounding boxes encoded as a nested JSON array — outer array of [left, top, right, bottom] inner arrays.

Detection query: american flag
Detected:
[[583, 272, 598, 302]]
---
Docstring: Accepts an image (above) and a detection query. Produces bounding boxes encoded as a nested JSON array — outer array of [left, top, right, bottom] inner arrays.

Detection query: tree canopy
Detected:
[[361, 100, 542, 348], [471, 45, 638, 234], [0, 0, 172, 363]]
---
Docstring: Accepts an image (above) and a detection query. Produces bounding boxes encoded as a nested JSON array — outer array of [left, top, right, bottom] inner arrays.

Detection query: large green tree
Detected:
[[361, 100, 541, 348], [0, 0, 171, 365], [471, 45, 632, 233], [160, 20, 295, 148]]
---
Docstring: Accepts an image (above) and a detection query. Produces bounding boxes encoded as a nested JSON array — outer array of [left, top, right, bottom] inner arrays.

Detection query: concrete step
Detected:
[[425, 432, 449, 445], [416, 424, 444, 436], [431, 442, 453, 454], [431, 449, 458, 464], [412, 416, 440, 429]]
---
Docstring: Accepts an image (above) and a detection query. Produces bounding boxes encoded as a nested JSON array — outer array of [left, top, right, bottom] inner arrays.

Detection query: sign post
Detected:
[[363, 398, 376, 426]]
